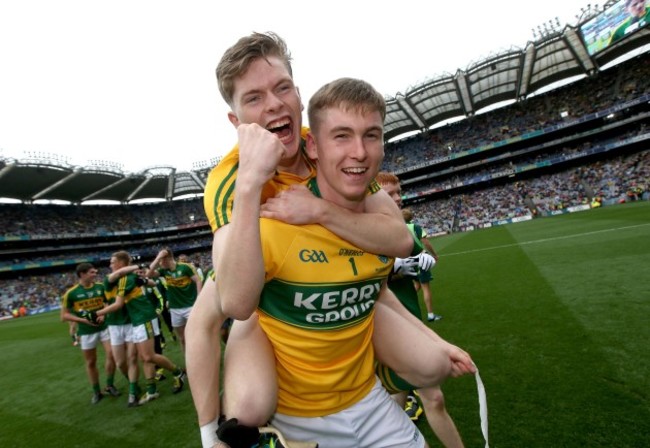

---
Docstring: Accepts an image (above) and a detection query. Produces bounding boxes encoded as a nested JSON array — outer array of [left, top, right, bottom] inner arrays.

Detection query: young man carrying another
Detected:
[[234, 77, 449, 446], [186, 32, 475, 447]]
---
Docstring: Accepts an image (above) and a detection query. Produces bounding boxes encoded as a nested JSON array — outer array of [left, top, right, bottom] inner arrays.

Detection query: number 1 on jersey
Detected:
[[348, 257, 358, 276]]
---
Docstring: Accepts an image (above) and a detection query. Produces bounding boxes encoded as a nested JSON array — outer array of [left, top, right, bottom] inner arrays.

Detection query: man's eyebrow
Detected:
[[239, 77, 293, 99]]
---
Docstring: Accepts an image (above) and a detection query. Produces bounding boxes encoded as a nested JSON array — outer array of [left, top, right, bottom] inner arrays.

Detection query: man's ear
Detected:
[[227, 111, 240, 128], [305, 132, 318, 160]]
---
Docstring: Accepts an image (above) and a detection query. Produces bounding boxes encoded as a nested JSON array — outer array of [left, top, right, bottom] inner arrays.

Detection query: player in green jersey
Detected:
[[147, 247, 202, 353], [97, 251, 187, 406], [61, 263, 117, 404], [376, 172, 464, 448], [103, 255, 146, 406]]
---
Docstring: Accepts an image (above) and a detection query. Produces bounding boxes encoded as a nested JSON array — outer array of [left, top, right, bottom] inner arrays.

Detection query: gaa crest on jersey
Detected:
[[298, 249, 329, 263]]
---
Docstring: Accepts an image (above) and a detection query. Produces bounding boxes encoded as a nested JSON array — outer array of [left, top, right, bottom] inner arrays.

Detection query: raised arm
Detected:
[[145, 250, 166, 278], [215, 124, 286, 320], [260, 185, 413, 257]]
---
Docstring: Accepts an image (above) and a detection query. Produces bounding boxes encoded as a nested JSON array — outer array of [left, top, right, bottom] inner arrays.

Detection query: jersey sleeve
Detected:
[[203, 146, 241, 232]]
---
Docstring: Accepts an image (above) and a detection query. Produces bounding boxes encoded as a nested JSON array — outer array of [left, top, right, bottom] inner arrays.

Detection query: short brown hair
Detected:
[[216, 32, 293, 107], [76, 262, 95, 277], [307, 78, 386, 135]]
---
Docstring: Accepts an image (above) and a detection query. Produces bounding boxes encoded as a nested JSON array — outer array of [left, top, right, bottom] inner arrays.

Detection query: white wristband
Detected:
[[200, 419, 221, 448]]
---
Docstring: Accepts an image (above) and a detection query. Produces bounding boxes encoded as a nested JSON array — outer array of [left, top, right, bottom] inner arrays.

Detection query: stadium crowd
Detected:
[[382, 54, 650, 172], [1, 49, 648, 322]]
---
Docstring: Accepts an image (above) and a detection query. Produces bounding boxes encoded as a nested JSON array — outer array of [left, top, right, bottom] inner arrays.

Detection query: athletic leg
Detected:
[[222, 314, 278, 427], [418, 386, 464, 448]]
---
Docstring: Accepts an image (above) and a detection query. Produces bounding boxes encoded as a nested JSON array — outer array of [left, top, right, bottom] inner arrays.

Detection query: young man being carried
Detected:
[[185, 32, 475, 448]]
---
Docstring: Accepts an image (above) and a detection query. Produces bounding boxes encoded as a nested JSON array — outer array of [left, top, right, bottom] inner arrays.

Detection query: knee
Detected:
[[140, 352, 155, 364], [419, 387, 446, 412], [224, 387, 277, 427]]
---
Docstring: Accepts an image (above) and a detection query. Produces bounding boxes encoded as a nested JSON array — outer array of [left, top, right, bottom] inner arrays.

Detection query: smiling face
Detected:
[[628, 0, 647, 18], [79, 267, 98, 286], [306, 105, 384, 211], [227, 56, 304, 167]]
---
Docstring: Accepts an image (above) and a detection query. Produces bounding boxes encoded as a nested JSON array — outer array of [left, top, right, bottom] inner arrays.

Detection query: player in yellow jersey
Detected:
[[186, 32, 475, 448], [239, 77, 445, 446]]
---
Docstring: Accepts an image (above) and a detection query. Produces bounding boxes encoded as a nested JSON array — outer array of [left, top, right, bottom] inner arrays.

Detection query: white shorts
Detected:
[[80, 328, 111, 351], [270, 378, 424, 448], [170, 306, 192, 328], [109, 323, 133, 345], [131, 319, 160, 344]]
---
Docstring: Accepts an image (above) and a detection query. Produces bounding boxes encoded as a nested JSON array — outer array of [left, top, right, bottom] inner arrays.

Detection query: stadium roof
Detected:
[[1, 12, 649, 204], [384, 21, 650, 140], [0, 157, 210, 203]]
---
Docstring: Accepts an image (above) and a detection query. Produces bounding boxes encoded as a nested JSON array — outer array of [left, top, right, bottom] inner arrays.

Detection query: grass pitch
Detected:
[[1, 201, 648, 447]]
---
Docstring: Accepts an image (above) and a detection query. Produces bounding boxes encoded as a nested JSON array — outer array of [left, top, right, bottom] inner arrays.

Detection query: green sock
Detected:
[[129, 382, 137, 395], [92, 383, 100, 394], [106, 375, 114, 387], [146, 378, 157, 394]]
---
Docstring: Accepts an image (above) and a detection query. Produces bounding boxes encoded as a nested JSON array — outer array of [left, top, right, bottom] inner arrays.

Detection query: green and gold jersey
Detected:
[[258, 217, 393, 417], [103, 276, 130, 326], [117, 273, 157, 326], [202, 127, 381, 233], [62, 282, 106, 335], [156, 262, 198, 309], [203, 127, 314, 232]]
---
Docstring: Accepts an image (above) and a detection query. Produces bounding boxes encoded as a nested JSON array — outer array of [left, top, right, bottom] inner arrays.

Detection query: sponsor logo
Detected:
[[339, 248, 364, 257], [299, 249, 329, 263], [294, 282, 381, 324]]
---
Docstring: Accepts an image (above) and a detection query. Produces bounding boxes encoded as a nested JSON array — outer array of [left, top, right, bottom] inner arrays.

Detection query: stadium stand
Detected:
[[1, 2, 648, 318]]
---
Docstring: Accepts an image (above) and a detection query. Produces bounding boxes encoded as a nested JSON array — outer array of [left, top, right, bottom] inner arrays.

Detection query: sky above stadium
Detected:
[[0, 0, 595, 173]]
